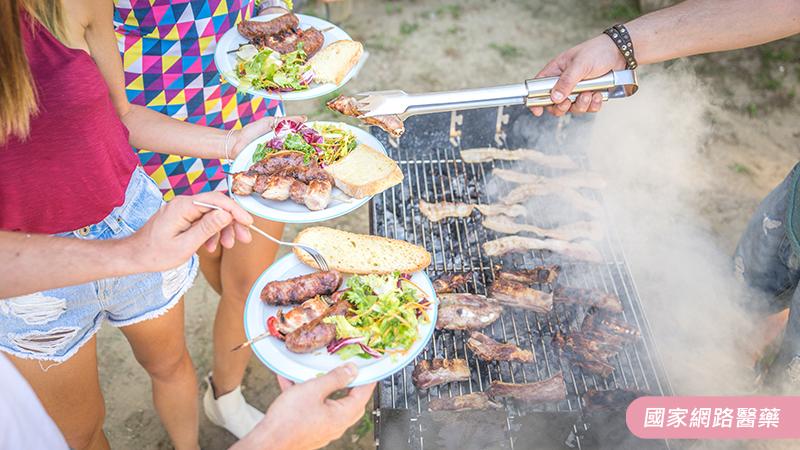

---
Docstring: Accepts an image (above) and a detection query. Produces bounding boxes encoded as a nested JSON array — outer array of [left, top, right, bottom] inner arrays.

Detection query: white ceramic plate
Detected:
[[228, 121, 385, 223], [215, 13, 368, 101], [244, 254, 438, 387]]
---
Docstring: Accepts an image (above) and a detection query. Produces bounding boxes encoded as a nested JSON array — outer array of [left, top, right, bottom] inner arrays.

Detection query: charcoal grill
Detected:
[[368, 105, 672, 450]]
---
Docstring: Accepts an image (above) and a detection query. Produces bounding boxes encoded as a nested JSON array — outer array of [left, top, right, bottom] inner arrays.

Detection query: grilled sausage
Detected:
[[284, 299, 350, 353], [261, 271, 343, 305], [237, 14, 299, 41], [275, 296, 331, 335]]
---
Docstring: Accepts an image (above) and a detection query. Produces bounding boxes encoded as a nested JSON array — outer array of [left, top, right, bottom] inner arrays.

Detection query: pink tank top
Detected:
[[0, 12, 138, 234]]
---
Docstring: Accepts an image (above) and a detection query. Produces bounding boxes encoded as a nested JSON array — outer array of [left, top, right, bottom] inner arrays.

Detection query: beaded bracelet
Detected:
[[603, 24, 638, 70]]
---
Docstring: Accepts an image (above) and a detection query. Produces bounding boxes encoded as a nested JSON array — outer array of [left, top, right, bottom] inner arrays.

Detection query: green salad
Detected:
[[251, 120, 358, 168], [235, 44, 313, 92], [324, 273, 431, 360]]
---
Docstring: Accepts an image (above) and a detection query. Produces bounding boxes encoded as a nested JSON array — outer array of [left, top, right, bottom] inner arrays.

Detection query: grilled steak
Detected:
[[428, 392, 501, 412], [459, 148, 577, 169], [412, 359, 471, 390], [482, 216, 604, 242], [261, 271, 343, 305], [482, 236, 603, 263], [489, 278, 553, 314], [582, 388, 645, 412], [466, 332, 533, 363], [553, 286, 623, 313], [274, 296, 331, 335], [436, 293, 503, 330], [494, 264, 560, 285], [492, 168, 607, 190], [487, 373, 567, 404], [432, 272, 472, 294], [284, 299, 349, 353], [326, 95, 405, 138]]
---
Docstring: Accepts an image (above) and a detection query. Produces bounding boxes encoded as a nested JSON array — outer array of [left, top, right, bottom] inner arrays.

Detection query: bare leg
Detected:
[[212, 216, 284, 396], [120, 300, 199, 450], [199, 244, 223, 295], [9, 336, 109, 450]]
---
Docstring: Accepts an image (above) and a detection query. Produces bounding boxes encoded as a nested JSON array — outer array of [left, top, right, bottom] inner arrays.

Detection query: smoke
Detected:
[[587, 63, 765, 395]]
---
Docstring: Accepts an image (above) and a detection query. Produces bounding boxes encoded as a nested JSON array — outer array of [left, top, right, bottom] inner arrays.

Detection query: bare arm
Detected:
[[0, 193, 252, 298], [83, 0, 277, 159], [532, 0, 800, 116]]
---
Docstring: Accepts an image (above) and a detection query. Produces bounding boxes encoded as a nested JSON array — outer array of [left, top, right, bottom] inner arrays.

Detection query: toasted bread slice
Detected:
[[309, 40, 363, 85], [324, 144, 403, 198], [293, 227, 431, 274]]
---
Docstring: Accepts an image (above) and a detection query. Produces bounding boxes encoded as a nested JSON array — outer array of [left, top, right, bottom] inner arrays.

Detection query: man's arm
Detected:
[[0, 192, 252, 298], [532, 0, 800, 116]]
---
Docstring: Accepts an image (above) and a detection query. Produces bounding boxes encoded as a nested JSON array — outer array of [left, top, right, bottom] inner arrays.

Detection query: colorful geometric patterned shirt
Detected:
[[114, 0, 282, 200]]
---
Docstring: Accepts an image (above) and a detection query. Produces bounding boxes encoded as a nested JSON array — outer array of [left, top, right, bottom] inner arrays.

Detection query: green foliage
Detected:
[[729, 163, 752, 175], [600, 1, 640, 21], [400, 21, 419, 35], [489, 43, 522, 59]]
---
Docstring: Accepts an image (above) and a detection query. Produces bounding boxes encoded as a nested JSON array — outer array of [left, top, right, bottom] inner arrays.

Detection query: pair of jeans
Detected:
[[734, 162, 800, 385]]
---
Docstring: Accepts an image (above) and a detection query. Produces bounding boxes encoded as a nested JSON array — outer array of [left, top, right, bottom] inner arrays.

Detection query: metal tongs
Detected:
[[355, 70, 638, 120]]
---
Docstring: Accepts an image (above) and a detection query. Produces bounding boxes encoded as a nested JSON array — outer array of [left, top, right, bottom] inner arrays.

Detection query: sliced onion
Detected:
[[266, 137, 284, 150], [327, 336, 364, 354], [359, 343, 382, 358], [300, 69, 315, 85], [274, 118, 303, 137]]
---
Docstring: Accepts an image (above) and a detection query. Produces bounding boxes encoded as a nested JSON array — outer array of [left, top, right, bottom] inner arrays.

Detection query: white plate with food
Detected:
[[215, 13, 367, 101], [243, 228, 436, 387], [229, 119, 401, 223]]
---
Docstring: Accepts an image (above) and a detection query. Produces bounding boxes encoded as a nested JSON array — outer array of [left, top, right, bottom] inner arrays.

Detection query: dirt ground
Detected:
[[97, 1, 800, 449]]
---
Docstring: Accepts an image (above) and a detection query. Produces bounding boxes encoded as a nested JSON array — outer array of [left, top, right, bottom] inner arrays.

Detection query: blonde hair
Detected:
[[0, 0, 64, 144]]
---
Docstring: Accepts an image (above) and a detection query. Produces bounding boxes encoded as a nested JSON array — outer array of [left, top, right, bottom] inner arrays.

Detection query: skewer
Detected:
[[232, 331, 270, 351]]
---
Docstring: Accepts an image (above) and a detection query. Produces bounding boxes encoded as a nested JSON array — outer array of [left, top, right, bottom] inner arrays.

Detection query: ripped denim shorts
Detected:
[[0, 167, 198, 363]]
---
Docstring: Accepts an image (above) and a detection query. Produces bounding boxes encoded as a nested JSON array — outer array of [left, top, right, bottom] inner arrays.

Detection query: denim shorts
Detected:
[[0, 167, 198, 363]]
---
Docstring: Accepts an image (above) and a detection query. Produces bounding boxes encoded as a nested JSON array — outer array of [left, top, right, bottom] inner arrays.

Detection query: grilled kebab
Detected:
[[284, 298, 350, 353]]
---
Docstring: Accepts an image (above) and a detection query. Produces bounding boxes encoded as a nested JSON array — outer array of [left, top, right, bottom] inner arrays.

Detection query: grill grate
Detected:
[[369, 106, 672, 449]]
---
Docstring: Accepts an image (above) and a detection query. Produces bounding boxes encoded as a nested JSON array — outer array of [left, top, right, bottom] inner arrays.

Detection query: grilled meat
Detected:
[[261, 271, 343, 305], [237, 14, 323, 56], [582, 310, 640, 340], [459, 148, 577, 170], [553, 330, 617, 378], [251, 151, 306, 175], [582, 388, 645, 412], [436, 293, 503, 330], [553, 286, 623, 313], [432, 272, 471, 294], [231, 172, 258, 195], [482, 216, 604, 242], [493, 169, 607, 190], [232, 153, 334, 210], [482, 236, 603, 263], [502, 185, 603, 218], [274, 296, 331, 335], [326, 95, 405, 138], [284, 299, 349, 353], [466, 332, 533, 363], [412, 358, 471, 390], [428, 392, 502, 412], [552, 311, 640, 377], [260, 175, 294, 201], [487, 373, 567, 404], [488, 278, 553, 314], [494, 264, 560, 285], [419, 200, 527, 222]]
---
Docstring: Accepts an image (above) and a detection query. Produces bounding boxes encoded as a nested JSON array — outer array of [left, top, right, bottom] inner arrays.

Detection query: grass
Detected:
[[489, 43, 523, 59], [385, 3, 402, 15], [745, 102, 758, 117], [436, 4, 462, 19], [600, 0, 640, 21], [400, 21, 419, 35], [730, 163, 753, 175]]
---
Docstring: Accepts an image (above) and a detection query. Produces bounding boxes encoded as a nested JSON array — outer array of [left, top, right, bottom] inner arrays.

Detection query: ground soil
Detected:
[[97, 1, 799, 448]]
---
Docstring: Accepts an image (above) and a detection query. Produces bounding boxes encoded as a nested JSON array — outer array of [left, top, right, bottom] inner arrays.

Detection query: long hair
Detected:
[[0, 0, 64, 144]]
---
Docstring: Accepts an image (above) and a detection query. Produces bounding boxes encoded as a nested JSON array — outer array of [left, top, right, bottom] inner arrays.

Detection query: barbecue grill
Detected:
[[368, 105, 672, 449]]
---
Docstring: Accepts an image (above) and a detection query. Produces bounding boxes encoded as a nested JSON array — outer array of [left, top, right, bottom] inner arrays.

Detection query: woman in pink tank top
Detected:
[[0, 1, 282, 448]]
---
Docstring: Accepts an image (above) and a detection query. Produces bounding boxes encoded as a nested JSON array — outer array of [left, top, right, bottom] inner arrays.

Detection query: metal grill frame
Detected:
[[368, 106, 672, 449]]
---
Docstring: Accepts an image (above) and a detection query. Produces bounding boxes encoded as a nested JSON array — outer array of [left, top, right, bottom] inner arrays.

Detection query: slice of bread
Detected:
[[309, 40, 363, 85], [324, 144, 403, 198], [293, 227, 431, 275]]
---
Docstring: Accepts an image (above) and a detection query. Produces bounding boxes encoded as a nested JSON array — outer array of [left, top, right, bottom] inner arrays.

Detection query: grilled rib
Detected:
[[482, 216, 604, 242], [488, 278, 553, 314], [493, 168, 607, 190], [487, 373, 567, 404], [482, 236, 604, 263], [428, 392, 501, 412], [436, 293, 503, 330], [582, 388, 645, 412], [466, 332, 533, 363], [432, 272, 471, 294], [412, 358, 471, 390], [552, 311, 640, 377], [502, 185, 603, 218], [460, 148, 577, 170], [494, 264, 560, 285], [553, 286, 623, 313]]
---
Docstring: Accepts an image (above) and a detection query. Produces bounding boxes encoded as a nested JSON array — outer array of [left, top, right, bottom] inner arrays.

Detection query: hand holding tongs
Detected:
[[355, 70, 639, 120]]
